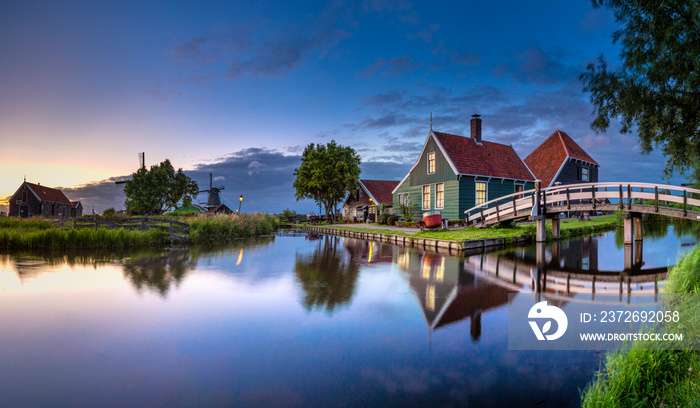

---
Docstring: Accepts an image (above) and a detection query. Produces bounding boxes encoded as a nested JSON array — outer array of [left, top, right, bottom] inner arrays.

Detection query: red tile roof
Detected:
[[360, 179, 400, 205], [25, 182, 71, 204], [524, 130, 598, 187], [432, 131, 535, 181]]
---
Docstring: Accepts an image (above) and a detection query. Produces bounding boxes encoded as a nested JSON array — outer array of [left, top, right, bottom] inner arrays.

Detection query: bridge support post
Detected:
[[534, 241, 546, 295], [634, 241, 644, 268], [534, 216, 546, 242], [551, 213, 560, 239], [623, 213, 634, 245], [633, 216, 643, 242], [623, 212, 643, 245], [624, 243, 633, 271]]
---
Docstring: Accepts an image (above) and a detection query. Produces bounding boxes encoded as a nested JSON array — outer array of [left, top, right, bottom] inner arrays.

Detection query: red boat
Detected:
[[422, 211, 443, 228]]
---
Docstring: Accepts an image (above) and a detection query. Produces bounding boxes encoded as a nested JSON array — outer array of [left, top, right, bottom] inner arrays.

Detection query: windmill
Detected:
[[199, 173, 225, 210], [115, 152, 146, 185]]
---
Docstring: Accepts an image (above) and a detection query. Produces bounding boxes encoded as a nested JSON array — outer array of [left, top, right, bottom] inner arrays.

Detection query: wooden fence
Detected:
[[52, 216, 190, 243]]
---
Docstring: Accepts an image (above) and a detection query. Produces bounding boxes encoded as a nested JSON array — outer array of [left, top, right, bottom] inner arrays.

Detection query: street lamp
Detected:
[[239, 195, 243, 213]]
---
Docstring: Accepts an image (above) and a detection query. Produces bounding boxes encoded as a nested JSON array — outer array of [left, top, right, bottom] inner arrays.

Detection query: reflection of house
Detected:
[[9, 181, 72, 219], [524, 130, 599, 187], [392, 115, 536, 220], [394, 247, 509, 340], [342, 179, 399, 220], [70, 201, 83, 218]]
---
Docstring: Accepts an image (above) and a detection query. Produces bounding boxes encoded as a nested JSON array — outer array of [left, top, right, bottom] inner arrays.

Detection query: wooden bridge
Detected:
[[464, 181, 700, 243]]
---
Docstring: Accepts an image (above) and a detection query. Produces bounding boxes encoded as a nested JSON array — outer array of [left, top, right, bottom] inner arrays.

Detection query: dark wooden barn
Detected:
[[9, 181, 73, 219]]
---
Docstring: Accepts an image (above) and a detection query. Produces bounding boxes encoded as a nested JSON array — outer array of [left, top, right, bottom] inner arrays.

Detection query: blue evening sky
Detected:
[[0, 0, 683, 213]]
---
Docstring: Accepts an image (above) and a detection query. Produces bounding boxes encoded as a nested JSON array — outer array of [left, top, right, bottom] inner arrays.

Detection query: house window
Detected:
[[422, 185, 431, 210], [581, 167, 589, 181], [427, 152, 435, 174], [476, 182, 487, 206], [435, 183, 444, 209], [400, 193, 410, 206], [21, 190, 27, 203]]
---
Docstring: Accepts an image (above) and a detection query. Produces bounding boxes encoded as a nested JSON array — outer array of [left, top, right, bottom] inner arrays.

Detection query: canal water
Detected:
[[0, 224, 697, 408]]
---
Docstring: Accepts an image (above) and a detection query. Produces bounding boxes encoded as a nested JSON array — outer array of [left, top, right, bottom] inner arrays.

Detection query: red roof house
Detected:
[[392, 115, 536, 220], [524, 130, 599, 187], [342, 179, 400, 220]]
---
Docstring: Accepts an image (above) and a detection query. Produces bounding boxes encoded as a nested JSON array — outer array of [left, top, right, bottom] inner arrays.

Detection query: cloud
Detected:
[[362, 0, 413, 13], [56, 148, 323, 214], [407, 23, 439, 42], [431, 42, 481, 67], [169, 4, 351, 83], [492, 43, 581, 86], [359, 56, 424, 77]]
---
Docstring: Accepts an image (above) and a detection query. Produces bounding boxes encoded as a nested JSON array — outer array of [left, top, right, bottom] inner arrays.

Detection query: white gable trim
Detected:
[[10, 182, 41, 203], [390, 131, 459, 195], [549, 155, 570, 187], [430, 131, 460, 176]]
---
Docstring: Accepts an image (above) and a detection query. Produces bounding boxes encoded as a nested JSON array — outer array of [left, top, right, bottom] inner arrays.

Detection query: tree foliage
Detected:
[[581, 0, 700, 178], [124, 159, 199, 215], [293, 141, 361, 222]]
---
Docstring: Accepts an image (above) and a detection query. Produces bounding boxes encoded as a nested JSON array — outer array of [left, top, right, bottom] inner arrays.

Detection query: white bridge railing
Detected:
[[464, 182, 700, 226]]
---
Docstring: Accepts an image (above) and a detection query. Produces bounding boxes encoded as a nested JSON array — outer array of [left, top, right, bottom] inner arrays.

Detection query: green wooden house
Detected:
[[392, 115, 536, 220]]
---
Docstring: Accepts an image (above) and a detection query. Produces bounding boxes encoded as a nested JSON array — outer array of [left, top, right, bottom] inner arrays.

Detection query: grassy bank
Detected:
[[581, 245, 700, 407], [319, 215, 620, 243], [0, 213, 279, 249], [0, 227, 171, 250]]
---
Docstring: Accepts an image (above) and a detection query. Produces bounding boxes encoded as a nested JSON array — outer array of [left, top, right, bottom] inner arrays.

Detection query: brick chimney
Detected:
[[470, 114, 482, 143]]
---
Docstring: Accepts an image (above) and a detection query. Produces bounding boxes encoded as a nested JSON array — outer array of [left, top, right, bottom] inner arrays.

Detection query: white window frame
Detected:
[[475, 181, 487, 206], [422, 185, 431, 210], [435, 183, 444, 209], [427, 152, 435, 174], [581, 166, 589, 181]]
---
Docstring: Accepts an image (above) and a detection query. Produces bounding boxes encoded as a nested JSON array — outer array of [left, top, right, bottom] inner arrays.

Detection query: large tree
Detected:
[[124, 159, 199, 215], [293, 141, 361, 222], [581, 0, 700, 178]]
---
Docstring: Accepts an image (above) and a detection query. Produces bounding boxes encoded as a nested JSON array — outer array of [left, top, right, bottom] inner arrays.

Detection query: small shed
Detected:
[[342, 179, 400, 221], [71, 201, 83, 218]]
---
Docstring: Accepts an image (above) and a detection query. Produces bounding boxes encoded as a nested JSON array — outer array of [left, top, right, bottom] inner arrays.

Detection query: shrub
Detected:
[[387, 215, 398, 226], [377, 214, 389, 224], [103, 208, 117, 217]]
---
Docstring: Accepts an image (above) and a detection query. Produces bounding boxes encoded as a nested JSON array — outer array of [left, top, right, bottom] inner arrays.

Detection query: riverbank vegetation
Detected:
[[581, 245, 700, 407], [317, 215, 621, 243], [0, 213, 279, 249], [188, 213, 278, 246]]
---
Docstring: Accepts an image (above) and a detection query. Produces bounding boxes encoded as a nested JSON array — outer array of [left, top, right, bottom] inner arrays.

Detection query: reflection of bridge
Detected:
[[464, 182, 700, 242], [466, 241, 665, 305]]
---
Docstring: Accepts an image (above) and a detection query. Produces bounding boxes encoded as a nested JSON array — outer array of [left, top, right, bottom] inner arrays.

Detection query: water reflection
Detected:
[[294, 235, 360, 313], [467, 235, 670, 304], [121, 250, 196, 296], [333, 238, 512, 342]]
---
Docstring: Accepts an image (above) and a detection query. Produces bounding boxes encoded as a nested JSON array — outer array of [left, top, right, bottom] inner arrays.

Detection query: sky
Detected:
[[0, 0, 687, 215]]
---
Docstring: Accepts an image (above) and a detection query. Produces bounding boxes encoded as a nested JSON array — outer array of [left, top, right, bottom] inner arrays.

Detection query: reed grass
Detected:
[[0, 227, 170, 250], [0, 212, 280, 249], [188, 213, 279, 246], [581, 245, 700, 407]]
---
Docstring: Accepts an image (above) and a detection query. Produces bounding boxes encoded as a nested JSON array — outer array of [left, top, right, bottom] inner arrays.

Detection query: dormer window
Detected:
[[427, 152, 435, 174]]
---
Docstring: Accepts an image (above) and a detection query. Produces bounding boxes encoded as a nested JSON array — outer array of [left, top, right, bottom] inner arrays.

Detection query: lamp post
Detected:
[[239, 195, 243, 213]]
